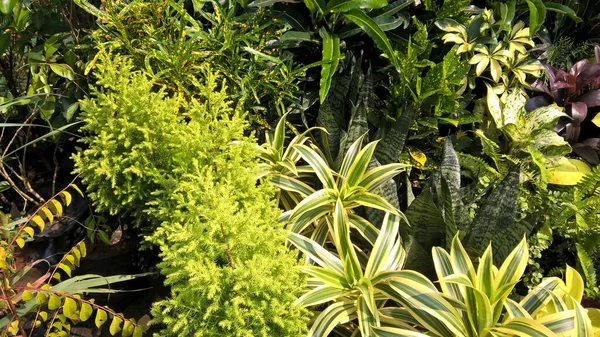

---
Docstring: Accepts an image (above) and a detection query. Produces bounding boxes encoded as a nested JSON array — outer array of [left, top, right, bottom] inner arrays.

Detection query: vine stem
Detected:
[[1, 270, 28, 336], [7, 175, 80, 251], [12, 286, 143, 329]]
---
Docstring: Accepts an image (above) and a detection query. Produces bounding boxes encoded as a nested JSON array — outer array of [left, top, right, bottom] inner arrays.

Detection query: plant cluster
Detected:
[[73, 52, 309, 336], [0, 184, 144, 337], [2, 0, 600, 336]]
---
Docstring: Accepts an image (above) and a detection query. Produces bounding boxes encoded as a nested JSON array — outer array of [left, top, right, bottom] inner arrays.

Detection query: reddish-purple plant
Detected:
[[527, 45, 600, 163]]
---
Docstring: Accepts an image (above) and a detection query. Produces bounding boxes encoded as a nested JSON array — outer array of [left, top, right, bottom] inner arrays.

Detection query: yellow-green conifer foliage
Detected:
[[73, 53, 309, 336]]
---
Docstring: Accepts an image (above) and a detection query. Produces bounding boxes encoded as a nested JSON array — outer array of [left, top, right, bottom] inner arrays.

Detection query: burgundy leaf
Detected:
[[571, 59, 591, 78], [578, 63, 600, 88], [578, 89, 600, 107], [570, 102, 588, 122], [566, 122, 581, 142], [582, 138, 600, 149], [555, 118, 568, 133], [528, 79, 551, 94]]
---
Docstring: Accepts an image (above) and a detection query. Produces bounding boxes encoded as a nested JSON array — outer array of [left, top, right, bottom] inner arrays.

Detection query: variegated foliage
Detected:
[[290, 205, 599, 337], [257, 114, 320, 210], [289, 202, 410, 337], [285, 135, 409, 245], [436, 4, 543, 92], [374, 234, 598, 337], [479, 86, 575, 188]]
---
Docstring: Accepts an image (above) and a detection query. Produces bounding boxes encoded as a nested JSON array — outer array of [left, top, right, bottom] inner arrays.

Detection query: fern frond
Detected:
[[457, 152, 501, 182], [576, 165, 600, 196]]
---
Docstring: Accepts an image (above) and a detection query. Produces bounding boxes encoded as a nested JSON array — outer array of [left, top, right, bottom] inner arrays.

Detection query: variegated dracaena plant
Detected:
[[374, 234, 599, 337], [289, 201, 415, 336], [257, 114, 320, 210], [284, 135, 409, 245]]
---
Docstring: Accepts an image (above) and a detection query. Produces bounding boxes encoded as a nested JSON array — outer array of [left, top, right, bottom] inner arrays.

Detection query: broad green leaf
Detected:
[[449, 233, 476, 283], [465, 287, 493, 335], [273, 114, 287, 151], [319, 29, 341, 103], [573, 301, 594, 337], [565, 265, 584, 303], [356, 279, 379, 336], [49, 64, 75, 81], [548, 158, 591, 186], [344, 10, 398, 68], [0, 0, 17, 14], [486, 85, 503, 127], [544, 2, 581, 23], [48, 294, 62, 310], [526, 104, 567, 132], [476, 245, 494, 299], [519, 278, 560, 315], [500, 89, 527, 128], [95, 309, 108, 328], [325, 0, 387, 13], [525, 0, 546, 36], [339, 134, 366, 178], [80, 302, 93, 321], [384, 280, 467, 337], [432, 247, 464, 302], [64, 102, 79, 122], [63, 297, 77, 318], [109, 316, 123, 335], [372, 0, 413, 17], [270, 174, 315, 197], [354, 191, 400, 214], [304, 0, 325, 14], [122, 320, 135, 337], [504, 298, 531, 318], [0, 33, 10, 56], [435, 18, 466, 33], [348, 213, 379, 246], [133, 326, 144, 337]]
